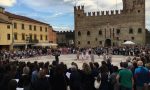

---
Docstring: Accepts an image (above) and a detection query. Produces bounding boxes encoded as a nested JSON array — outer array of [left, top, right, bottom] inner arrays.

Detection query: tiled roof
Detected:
[[0, 18, 11, 24], [4, 12, 49, 25]]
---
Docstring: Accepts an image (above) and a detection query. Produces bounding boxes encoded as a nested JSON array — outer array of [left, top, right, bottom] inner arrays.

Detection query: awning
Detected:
[[122, 41, 135, 45], [32, 43, 58, 47], [13, 43, 34, 46]]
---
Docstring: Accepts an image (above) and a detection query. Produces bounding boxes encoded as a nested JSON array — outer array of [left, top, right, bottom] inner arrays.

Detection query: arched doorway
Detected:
[[105, 39, 111, 47]]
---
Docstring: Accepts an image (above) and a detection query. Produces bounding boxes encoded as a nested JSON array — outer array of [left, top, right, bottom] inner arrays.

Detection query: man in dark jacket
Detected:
[[52, 50, 60, 64]]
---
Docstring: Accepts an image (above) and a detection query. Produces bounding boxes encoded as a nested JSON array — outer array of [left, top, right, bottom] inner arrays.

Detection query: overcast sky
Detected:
[[0, 0, 150, 31]]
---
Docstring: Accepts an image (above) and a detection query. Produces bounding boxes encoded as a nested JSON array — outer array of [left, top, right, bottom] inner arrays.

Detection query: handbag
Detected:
[[94, 79, 101, 89], [94, 74, 101, 89]]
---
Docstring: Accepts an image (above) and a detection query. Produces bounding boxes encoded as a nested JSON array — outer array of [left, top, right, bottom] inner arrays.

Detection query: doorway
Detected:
[[105, 39, 111, 47]]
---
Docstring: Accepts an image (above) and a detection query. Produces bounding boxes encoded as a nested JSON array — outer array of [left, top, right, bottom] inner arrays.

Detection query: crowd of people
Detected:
[[0, 46, 150, 90], [0, 48, 53, 61], [0, 57, 150, 90], [0, 46, 150, 61]]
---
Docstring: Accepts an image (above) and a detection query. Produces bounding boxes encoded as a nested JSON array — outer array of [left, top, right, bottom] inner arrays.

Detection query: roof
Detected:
[[4, 12, 49, 25], [0, 18, 11, 24]]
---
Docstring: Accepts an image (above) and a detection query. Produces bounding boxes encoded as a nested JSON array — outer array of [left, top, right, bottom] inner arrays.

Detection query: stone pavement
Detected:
[[18, 54, 132, 69]]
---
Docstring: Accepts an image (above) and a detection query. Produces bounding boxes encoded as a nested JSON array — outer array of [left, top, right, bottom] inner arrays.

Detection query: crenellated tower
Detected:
[[74, 6, 85, 18], [122, 0, 145, 14]]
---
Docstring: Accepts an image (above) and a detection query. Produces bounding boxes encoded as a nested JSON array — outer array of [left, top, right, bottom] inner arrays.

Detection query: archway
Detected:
[[105, 39, 111, 47]]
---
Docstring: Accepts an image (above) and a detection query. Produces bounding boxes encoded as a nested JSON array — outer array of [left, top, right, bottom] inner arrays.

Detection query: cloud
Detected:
[[53, 25, 72, 31], [0, 0, 16, 7], [20, 0, 73, 13], [7, 0, 150, 30]]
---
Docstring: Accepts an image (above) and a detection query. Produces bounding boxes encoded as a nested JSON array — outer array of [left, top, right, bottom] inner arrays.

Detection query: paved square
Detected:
[[18, 54, 132, 69]]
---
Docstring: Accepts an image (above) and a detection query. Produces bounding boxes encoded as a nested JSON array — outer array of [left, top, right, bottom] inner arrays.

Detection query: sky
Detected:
[[0, 0, 150, 31]]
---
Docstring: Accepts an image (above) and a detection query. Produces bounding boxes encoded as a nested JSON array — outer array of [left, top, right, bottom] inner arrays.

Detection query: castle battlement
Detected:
[[74, 6, 84, 11], [74, 1, 145, 17], [74, 5, 125, 17], [84, 10, 122, 17], [57, 30, 74, 34]]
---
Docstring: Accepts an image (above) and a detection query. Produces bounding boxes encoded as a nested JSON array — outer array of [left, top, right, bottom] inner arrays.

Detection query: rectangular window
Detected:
[[40, 27, 42, 31], [29, 25, 32, 30], [34, 34, 37, 40], [14, 23, 17, 29], [45, 35, 47, 40], [34, 26, 36, 31], [14, 33, 17, 40], [40, 35, 43, 40], [138, 28, 142, 33], [45, 27, 47, 32], [22, 33, 25, 40], [129, 29, 133, 34], [7, 34, 10, 40], [29, 34, 32, 40], [7, 25, 10, 29], [22, 24, 25, 30]]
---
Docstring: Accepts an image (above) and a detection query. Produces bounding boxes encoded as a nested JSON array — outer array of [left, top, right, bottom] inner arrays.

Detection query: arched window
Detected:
[[95, 38, 98, 41], [99, 30, 102, 35], [116, 29, 120, 35], [129, 28, 133, 34], [87, 41, 90, 44], [87, 31, 90, 36], [78, 31, 81, 36], [78, 41, 80, 45], [131, 37, 135, 40], [99, 41, 102, 45], [138, 28, 142, 33]]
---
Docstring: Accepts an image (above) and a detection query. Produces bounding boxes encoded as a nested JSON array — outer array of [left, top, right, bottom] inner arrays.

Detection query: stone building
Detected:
[[0, 7, 55, 50], [56, 31, 75, 47], [48, 26, 57, 43], [74, 0, 147, 47]]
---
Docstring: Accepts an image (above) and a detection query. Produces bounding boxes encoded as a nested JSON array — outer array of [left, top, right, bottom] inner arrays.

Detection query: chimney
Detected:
[[0, 7, 5, 13]]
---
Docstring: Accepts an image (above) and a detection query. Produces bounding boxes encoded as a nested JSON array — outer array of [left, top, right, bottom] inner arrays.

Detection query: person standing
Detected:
[[81, 63, 94, 90], [52, 50, 60, 64], [134, 60, 149, 90], [90, 50, 95, 63], [103, 53, 107, 62], [116, 62, 133, 90], [76, 50, 80, 60]]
